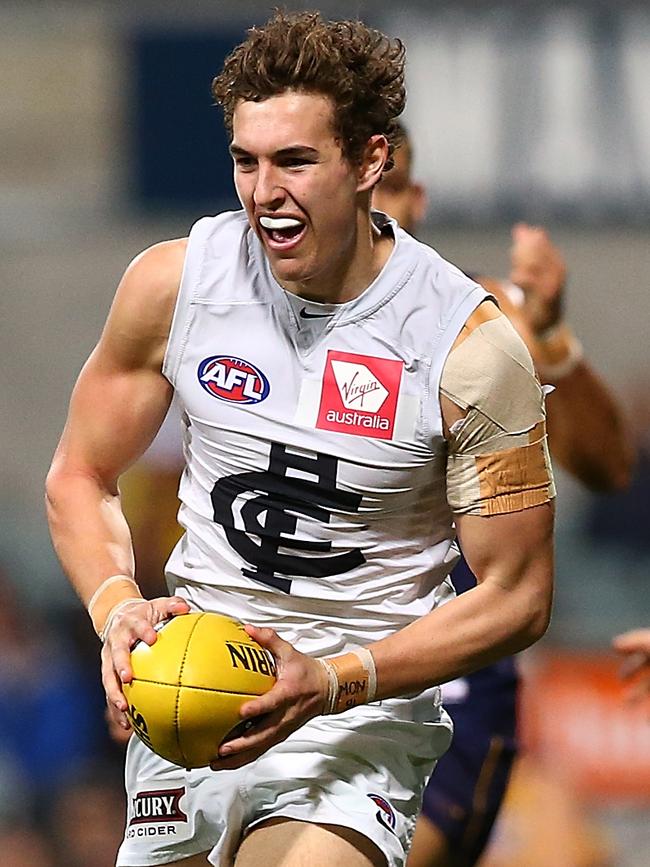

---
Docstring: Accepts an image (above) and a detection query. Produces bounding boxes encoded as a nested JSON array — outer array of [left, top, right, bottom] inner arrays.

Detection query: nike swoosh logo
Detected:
[[299, 308, 332, 319]]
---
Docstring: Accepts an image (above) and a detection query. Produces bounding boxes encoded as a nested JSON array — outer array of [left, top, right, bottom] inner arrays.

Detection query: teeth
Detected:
[[259, 216, 303, 230]]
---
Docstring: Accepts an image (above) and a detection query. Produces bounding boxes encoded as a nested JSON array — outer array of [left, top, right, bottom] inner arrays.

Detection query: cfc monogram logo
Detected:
[[211, 443, 365, 593]]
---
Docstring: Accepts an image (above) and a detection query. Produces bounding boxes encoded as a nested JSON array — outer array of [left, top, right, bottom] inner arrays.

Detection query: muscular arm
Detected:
[[370, 503, 552, 698], [46, 240, 186, 607], [481, 224, 634, 493], [368, 302, 554, 697]]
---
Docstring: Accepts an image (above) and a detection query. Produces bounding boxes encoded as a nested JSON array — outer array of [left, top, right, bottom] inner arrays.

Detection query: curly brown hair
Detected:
[[212, 9, 406, 170]]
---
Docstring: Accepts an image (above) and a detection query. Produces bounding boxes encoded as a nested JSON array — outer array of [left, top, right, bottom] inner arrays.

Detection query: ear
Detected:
[[357, 135, 389, 193]]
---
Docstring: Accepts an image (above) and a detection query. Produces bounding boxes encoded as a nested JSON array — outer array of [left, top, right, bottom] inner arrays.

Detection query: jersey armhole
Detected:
[[162, 217, 214, 386], [426, 284, 494, 441]]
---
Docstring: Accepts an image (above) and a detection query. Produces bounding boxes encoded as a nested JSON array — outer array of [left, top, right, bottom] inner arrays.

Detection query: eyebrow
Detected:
[[229, 144, 320, 159]]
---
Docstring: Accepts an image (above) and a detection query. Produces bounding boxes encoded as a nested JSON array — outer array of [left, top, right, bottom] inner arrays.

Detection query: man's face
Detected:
[[231, 91, 361, 293], [372, 143, 425, 234]]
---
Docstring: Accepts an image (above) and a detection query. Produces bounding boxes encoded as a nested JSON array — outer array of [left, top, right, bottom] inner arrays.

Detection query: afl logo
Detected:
[[198, 355, 270, 404]]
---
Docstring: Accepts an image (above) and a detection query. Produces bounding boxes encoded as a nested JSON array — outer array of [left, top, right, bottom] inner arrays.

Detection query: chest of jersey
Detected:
[[163, 213, 485, 601]]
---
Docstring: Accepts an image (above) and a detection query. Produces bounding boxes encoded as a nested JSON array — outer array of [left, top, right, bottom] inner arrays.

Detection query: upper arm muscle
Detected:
[[51, 239, 186, 487], [440, 303, 555, 517]]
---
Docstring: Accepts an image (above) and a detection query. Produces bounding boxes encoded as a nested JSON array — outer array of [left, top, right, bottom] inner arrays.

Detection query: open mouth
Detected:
[[258, 215, 306, 250]]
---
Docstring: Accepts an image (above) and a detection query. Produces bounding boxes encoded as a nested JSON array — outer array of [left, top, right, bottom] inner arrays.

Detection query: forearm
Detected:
[[534, 328, 634, 491], [45, 466, 139, 611], [369, 566, 551, 700]]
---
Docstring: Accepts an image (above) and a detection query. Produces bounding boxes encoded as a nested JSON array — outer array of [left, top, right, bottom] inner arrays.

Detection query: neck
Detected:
[[277, 209, 394, 304]]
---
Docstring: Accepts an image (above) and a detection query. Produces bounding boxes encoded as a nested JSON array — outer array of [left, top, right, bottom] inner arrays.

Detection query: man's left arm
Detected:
[[366, 300, 555, 697], [367, 503, 553, 698]]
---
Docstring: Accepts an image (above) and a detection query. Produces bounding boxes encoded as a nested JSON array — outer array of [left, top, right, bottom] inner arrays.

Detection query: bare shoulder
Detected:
[[475, 276, 533, 345], [101, 238, 188, 370], [455, 296, 503, 346], [114, 238, 187, 332]]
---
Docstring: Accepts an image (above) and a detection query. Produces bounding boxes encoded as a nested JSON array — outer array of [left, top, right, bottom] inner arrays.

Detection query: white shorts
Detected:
[[116, 692, 452, 867]]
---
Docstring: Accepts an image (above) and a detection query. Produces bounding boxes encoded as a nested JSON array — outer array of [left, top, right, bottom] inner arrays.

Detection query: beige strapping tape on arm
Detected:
[[441, 316, 555, 515]]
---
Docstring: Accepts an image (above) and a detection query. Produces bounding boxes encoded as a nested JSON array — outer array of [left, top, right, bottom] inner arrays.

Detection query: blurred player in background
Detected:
[[118, 400, 185, 600], [613, 628, 650, 704], [373, 124, 634, 867], [47, 11, 556, 867]]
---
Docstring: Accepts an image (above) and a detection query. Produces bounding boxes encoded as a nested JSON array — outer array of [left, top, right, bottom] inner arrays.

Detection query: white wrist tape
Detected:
[[87, 574, 136, 617], [87, 574, 143, 639], [318, 647, 378, 715], [537, 335, 584, 380], [99, 597, 145, 644], [318, 658, 339, 715], [354, 646, 378, 702]]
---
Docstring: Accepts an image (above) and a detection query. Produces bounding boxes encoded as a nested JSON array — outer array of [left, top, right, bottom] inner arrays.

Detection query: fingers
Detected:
[[101, 646, 129, 722], [104, 705, 132, 745], [619, 652, 649, 681], [612, 631, 650, 705], [101, 595, 191, 727], [206, 628, 325, 770], [159, 596, 191, 619], [612, 629, 650, 655], [211, 708, 286, 769], [107, 596, 190, 652], [218, 715, 279, 757], [511, 222, 548, 242], [210, 743, 271, 771], [244, 624, 293, 661], [239, 679, 289, 721]]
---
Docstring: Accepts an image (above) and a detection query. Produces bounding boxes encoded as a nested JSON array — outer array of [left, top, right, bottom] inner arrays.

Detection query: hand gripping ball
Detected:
[[123, 613, 277, 768]]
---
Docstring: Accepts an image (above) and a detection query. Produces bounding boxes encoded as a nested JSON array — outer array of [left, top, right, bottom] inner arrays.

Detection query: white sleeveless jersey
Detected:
[[163, 211, 487, 657]]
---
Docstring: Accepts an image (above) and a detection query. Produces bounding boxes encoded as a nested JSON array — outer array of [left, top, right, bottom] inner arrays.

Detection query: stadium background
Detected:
[[1, 1, 648, 865]]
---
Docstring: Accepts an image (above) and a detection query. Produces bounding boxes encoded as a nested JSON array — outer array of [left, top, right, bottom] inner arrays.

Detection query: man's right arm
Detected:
[[45, 238, 190, 725]]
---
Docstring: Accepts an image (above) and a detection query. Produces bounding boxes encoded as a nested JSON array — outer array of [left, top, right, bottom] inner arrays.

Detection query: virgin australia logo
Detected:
[[330, 360, 388, 413]]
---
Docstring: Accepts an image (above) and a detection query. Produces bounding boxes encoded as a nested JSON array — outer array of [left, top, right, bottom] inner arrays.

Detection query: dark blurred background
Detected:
[[1, 1, 648, 865]]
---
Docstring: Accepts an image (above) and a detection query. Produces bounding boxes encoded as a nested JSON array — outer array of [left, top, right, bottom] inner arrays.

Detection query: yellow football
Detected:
[[123, 612, 276, 769]]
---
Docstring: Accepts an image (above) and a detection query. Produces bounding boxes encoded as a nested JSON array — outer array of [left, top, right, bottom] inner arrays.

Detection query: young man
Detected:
[[46, 12, 555, 867], [374, 128, 634, 867]]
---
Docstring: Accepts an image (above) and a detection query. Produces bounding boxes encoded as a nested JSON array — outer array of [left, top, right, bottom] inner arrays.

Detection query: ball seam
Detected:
[[175, 613, 204, 768]]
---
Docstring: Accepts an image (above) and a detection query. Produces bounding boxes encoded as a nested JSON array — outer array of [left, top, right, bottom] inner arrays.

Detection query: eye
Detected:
[[281, 157, 314, 169], [234, 156, 256, 171]]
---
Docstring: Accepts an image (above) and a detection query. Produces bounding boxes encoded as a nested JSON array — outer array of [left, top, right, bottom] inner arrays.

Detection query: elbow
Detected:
[[595, 447, 635, 493], [45, 463, 67, 527], [608, 467, 633, 494], [573, 449, 635, 495], [517, 585, 553, 650], [606, 445, 635, 493], [45, 458, 113, 523], [526, 602, 552, 646], [45, 465, 60, 512], [593, 431, 637, 494]]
